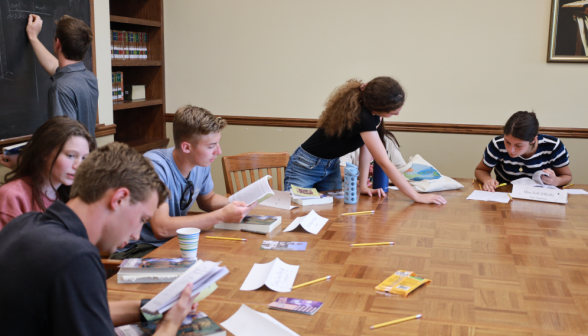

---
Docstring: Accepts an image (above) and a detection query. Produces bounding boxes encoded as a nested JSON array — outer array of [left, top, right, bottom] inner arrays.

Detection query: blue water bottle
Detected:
[[372, 161, 389, 193], [344, 162, 359, 204]]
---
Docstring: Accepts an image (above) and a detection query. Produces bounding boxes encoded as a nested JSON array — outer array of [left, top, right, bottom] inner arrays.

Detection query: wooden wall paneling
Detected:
[[163, 114, 588, 139]]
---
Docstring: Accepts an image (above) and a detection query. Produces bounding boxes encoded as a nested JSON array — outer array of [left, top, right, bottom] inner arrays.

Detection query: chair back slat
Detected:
[[222, 152, 290, 194]]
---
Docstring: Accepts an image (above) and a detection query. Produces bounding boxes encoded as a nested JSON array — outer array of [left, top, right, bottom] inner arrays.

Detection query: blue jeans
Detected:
[[284, 147, 342, 192]]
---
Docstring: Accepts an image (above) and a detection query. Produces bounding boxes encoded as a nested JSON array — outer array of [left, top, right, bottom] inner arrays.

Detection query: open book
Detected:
[[229, 175, 274, 206], [510, 171, 558, 189], [141, 260, 229, 315]]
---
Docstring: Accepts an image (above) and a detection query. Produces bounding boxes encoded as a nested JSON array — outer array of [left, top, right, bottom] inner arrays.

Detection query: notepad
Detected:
[[283, 210, 328, 235], [221, 304, 299, 336], [229, 175, 274, 206], [141, 260, 229, 315], [466, 190, 511, 203], [240, 258, 299, 292]]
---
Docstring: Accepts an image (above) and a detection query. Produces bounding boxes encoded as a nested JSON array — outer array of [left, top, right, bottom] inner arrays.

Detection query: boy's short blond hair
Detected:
[[71, 142, 169, 206], [173, 105, 227, 148]]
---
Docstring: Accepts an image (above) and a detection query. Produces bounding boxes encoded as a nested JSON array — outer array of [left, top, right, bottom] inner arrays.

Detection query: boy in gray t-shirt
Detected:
[[112, 105, 256, 259]]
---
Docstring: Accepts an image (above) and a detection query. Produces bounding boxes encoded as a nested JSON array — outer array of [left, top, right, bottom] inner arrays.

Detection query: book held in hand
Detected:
[[214, 215, 282, 233], [115, 312, 226, 336], [141, 260, 229, 315], [117, 258, 197, 284], [268, 297, 323, 315], [229, 175, 274, 206]]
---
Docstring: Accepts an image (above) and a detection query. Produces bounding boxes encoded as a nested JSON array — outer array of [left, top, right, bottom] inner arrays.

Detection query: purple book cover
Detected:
[[268, 297, 323, 315]]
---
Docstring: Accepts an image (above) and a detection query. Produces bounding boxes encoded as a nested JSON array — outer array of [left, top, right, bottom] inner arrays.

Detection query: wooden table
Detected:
[[107, 178, 588, 335]]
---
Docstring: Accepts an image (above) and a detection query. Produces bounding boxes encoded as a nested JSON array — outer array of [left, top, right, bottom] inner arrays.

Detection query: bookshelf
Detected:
[[109, 0, 168, 153]]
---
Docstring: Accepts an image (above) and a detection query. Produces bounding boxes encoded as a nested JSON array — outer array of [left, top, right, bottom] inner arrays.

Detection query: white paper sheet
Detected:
[[221, 304, 299, 336], [283, 210, 328, 235], [466, 190, 511, 203], [240, 258, 299, 292], [259, 190, 293, 210], [565, 189, 588, 195]]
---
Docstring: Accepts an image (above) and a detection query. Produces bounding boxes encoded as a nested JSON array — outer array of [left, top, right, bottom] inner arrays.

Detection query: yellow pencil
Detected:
[[563, 183, 574, 189], [497, 183, 507, 188], [472, 178, 475, 185], [479, 184, 483, 190], [205, 236, 247, 241], [342, 210, 375, 216], [291, 275, 331, 290], [350, 242, 394, 247], [370, 314, 422, 330], [508, 194, 512, 201]]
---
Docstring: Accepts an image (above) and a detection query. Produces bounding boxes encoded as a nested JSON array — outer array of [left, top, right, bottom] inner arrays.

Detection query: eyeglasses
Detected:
[[180, 180, 195, 211]]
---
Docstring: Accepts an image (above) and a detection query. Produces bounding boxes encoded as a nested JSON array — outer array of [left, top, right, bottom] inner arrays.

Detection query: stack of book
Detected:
[[111, 71, 123, 102], [290, 185, 333, 206], [117, 258, 196, 284], [110, 30, 149, 60], [214, 215, 282, 234]]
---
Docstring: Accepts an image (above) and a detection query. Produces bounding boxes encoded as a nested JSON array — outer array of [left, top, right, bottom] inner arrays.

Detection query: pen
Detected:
[[291, 276, 331, 290], [350, 242, 394, 247], [370, 314, 422, 330], [342, 210, 375, 216], [205, 236, 247, 241], [563, 183, 574, 189], [240, 229, 266, 235]]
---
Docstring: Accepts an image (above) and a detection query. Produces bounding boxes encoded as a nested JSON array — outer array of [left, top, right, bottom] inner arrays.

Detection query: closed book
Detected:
[[292, 195, 333, 206], [117, 258, 196, 284], [115, 313, 225, 336], [268, 297, 323, 315], [3, 142, 27, 155], [214, 215, 281, 233], [124, 85, 146, 100]]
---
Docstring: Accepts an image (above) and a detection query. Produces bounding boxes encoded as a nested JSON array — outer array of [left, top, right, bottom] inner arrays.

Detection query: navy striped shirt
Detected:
[[483, 134, 570, 183]]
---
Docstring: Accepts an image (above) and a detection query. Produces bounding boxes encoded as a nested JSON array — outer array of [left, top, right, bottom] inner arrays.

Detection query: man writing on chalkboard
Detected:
[[26, 14, 98, 136]]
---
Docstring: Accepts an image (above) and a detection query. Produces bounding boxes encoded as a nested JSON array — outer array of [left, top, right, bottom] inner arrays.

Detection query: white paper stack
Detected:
[[221, 304, 299, 336], [283, 210, 329, 234], [466, 190, 511, 203], [141, 260, 229, 315]]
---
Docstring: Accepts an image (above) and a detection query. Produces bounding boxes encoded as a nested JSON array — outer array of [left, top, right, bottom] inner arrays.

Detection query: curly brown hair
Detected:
[[317, 77, 405, 138]]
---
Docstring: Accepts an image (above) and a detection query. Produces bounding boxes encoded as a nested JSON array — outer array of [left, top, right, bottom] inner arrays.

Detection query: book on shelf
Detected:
[[214, 215, 282, 233], [112, 71, 124, 102], [268, 297, 323, 315], [124, 85, 146, 100], [115, 312, 226, 336], [110, 30, 149, 60], [117, 258, 196, 284]]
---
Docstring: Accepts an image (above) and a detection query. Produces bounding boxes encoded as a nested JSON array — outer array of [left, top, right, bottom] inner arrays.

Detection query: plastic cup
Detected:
[[176, 228, 200, 259]]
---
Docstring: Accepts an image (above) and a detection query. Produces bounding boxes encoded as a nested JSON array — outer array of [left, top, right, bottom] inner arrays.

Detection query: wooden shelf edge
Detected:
[[113, 99, 163, 111], [111, 60, 162, 67], [120, 138, 170, 153], [110, 15, 161, 27], [95, 124, 117, 138]]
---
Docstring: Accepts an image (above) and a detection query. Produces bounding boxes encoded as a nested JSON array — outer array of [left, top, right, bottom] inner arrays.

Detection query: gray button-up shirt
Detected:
[[49, 62, 98, 136]]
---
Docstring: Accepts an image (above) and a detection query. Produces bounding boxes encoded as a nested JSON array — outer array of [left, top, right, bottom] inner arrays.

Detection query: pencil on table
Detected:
[[370, 314, 422, 329], [350, 242, 394, 247], [563, 183, 574, 189], [342, 210, 375, 216], [205, 236, 247, 241], [291, 276, 331, 290]]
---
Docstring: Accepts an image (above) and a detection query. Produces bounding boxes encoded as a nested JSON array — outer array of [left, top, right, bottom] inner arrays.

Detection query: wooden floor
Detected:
[[107, 178, 588, 335]]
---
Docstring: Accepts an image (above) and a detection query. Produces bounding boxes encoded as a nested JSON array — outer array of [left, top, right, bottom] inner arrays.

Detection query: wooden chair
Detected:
[[222, 152, 290, 194]]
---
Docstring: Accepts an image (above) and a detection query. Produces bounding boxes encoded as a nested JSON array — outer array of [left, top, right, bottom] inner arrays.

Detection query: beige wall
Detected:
[[164, 0, 588, 127]]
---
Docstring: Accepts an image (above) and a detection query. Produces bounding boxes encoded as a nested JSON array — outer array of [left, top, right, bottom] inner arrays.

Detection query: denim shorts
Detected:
[[284, 146, 342, 192]]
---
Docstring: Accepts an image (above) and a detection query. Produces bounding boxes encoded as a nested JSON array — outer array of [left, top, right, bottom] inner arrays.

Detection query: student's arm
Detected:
[[109, 301, 141, 327], [149, 193, 254, 239], [541, 167, 572, 187], [0, 153, 18, 169], [475, 159, 499, 192], [361, 131, 447, 205], [358, 145, 385, 197], [26, 15, 58, 76]]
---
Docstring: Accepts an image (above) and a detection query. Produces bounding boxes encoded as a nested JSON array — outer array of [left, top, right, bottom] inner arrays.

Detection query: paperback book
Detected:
[[115, 312, 225, 336], [117, 258, 196, 284], [214, 215, 282, 233], [268, 297, 323, 315]]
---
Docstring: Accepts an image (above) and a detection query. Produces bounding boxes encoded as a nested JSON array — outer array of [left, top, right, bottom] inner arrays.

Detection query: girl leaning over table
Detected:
[[283, 76, 446, 205], [474, 111, 572, 192]]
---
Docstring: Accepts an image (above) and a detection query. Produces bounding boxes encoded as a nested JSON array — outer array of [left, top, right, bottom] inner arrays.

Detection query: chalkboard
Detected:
[[0, 0, 92, 141]]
